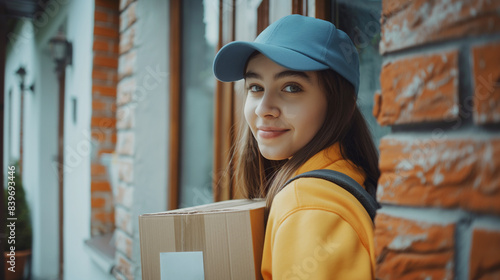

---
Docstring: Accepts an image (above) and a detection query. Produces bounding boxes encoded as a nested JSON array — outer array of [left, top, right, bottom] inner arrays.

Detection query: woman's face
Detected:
[[244, 54, 328, 160]]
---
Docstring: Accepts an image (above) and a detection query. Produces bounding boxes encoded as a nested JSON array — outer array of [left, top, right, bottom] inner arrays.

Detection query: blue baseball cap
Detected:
[[213, 14, 360, 94]]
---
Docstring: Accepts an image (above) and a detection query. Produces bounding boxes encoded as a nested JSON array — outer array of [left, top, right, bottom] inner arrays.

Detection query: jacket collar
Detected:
[[293, 143, 366, 187]]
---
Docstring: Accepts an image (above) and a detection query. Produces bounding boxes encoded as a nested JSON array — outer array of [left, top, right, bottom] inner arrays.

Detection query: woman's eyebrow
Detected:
[[244, 71, 261, 80], [274, 70, 311, 82], [244, 70, 311, 82]]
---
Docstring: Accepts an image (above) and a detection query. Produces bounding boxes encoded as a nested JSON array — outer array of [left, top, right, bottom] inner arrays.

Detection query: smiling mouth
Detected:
[[257, 128, 290, 139]]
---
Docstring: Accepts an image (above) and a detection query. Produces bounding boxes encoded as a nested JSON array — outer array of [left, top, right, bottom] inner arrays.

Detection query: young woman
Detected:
[[213, 14, 379, 279]]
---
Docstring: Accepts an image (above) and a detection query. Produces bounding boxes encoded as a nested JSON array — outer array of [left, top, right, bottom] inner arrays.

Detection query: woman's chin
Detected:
[[259, 150, 291, 161]]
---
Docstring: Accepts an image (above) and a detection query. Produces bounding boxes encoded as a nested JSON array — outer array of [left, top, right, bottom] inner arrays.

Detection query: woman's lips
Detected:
[[257, 127, 290, 139]]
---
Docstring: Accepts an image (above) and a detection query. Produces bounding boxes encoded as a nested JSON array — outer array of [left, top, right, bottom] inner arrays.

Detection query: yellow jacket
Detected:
[[261, 143, 375, 279]]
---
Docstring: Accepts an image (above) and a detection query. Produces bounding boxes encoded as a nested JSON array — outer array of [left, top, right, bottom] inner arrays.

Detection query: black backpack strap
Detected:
[[284, 169, 380, 222]]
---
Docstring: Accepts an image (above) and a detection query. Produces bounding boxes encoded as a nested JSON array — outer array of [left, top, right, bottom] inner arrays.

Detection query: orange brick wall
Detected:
[[91, 0, 119, 236], [373, 0, 500, 279]]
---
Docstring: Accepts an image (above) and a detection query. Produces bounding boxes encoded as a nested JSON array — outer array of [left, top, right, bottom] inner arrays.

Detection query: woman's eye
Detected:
[[283, 84, 302, 93], [248, 85, 264, 92]]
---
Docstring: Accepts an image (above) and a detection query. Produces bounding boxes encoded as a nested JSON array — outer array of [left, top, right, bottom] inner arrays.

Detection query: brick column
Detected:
[[91, 0, 119, 236], [373, 1, 500, 279], [114, 0, 137, 279]]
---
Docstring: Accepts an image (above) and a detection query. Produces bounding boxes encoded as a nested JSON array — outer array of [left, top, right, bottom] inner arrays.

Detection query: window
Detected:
[[334, 0, 390, 146], [169, 0, 219, 209], [177, 0, 219, 208]]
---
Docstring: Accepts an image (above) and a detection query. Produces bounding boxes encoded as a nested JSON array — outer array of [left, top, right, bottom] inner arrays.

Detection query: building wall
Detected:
[[62, 0, 114, 279], [3, 67, 20, 167], [33, 46, 59, 279], [62, 0, 91, 278], [373, 0, 500, 279], [3, 0, 118, 279], [3, 5, 69, 278], [114, 0, 169, 278], [4, 18, 51, 278]]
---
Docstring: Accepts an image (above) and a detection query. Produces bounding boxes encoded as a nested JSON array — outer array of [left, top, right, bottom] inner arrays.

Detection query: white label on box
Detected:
[[160, 251, 205, 280]]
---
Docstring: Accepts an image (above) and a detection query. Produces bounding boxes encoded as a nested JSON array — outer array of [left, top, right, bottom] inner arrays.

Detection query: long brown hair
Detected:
[[234, 69, 380, 209]]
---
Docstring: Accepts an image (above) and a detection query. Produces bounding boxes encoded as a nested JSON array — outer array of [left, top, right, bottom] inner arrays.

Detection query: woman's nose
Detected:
[[255, 92, 280, 118]]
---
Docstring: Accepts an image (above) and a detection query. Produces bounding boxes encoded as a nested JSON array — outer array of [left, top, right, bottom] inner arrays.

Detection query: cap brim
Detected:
[[213, 41, 329, 82]]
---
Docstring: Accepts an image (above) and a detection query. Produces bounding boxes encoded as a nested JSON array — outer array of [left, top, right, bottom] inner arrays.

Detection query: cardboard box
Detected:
[[139, 199, 266, 280]]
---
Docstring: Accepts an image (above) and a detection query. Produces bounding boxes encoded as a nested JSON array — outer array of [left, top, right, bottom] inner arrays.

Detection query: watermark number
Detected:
[[6, 165, 17, 273]]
